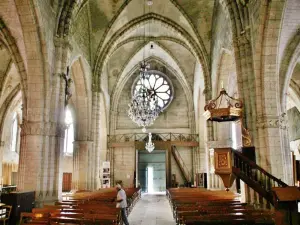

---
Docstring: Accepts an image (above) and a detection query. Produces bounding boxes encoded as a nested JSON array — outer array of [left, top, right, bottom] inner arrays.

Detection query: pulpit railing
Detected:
[[232, 150, 288, 205]]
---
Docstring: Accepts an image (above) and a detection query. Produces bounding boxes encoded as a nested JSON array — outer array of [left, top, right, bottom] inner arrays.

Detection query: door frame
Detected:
[[136, 148, 169, 190]]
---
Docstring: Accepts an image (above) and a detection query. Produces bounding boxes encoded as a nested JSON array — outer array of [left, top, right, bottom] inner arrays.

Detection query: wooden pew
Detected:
[[168, 188, 275, 225], [21, 187, 140, 225]]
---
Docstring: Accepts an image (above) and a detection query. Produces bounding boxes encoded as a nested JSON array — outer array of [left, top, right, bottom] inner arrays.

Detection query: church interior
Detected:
[[0, 0, 300, 224]]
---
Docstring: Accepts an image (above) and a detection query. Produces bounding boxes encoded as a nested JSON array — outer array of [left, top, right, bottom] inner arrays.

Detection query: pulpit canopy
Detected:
[[203, 88, 243, 122]]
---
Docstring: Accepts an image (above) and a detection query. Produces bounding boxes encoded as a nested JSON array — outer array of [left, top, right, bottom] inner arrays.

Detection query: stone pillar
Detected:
[[73, 140, 93, 190], [91, 91, 101, 189], [17, 121, 65, 206], [256, 114, 293, 184], [0, 141, 4, 182], [205, 120, 214, 189], [90, 92, 108, 189]]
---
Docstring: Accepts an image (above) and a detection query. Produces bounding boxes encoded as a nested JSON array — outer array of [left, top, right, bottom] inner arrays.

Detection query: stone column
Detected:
[[91, 91, 108, 189], [0, 141, 4, 182], [91, 91, 101, 189], [256, 114, 293, 184], [204, 120, 214, 189], [17, 121, 65, 206], [73, 140, 93, 190]]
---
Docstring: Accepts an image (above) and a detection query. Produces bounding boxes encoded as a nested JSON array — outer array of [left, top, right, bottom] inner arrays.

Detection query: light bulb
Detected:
[[147, 0, 153, 6]]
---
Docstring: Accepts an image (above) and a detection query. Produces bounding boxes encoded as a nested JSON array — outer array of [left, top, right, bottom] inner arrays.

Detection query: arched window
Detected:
[[10, 112, 18, 152], [64, 109, 74, 155]]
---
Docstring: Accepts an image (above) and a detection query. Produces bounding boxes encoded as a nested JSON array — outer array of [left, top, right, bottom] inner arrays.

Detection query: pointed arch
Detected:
[[280, 32, 300, 112], [70, 57, 92, 140], [94, 13, 210, 96], [0, 18, 27, 110]]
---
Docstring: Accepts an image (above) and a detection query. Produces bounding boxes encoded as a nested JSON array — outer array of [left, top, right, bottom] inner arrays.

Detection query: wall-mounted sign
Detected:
[[102, 161, 110, 188]]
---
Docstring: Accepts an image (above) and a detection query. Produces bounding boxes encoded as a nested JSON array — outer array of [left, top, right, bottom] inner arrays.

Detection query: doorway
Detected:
[[137, 150, 166, 193], [62, 173, 72, 192]]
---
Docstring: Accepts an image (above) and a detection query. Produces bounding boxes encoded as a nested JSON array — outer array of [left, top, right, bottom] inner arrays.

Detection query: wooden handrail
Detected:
[[233, 151, 288, 187], [232, 150, 290, 206]]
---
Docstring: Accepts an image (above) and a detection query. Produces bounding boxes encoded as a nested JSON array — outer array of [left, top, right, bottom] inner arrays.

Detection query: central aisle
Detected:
[[128, 193, 176, 225]]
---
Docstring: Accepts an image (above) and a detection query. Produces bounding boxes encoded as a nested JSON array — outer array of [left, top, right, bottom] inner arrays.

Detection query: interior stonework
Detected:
[[0, 0, 299, 206]]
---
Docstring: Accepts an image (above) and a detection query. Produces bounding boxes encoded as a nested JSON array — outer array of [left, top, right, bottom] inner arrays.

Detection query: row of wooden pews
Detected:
[[168, 188, 275, 225], [20, 187, 140, 225]]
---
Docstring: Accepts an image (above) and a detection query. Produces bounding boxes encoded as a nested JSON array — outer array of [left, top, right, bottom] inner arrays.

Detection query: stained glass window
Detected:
[[133, 70, 173, 110]]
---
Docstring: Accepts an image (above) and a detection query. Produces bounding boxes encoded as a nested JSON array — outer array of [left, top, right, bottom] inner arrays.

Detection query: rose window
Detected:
[[132, 70, 174, 110]]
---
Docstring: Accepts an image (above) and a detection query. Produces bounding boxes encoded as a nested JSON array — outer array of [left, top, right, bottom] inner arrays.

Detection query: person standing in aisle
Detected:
[[115, 182, 129, 225]]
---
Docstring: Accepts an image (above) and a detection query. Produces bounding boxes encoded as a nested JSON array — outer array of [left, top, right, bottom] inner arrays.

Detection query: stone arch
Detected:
[[0, 87, 22, 184], [280, 31, 300, 112], [109, 40, 195, 132], [214, 50, 238, 143], [0, 85, 21, 142], [218, 1, 256, 129], [56, 0, 78, 37], [214, 49, 237, 98], [287, 86, 300, 112], [94, 0, 207, 60], [110, 56, 194, 133], [0, 58, 13, 97], [70, 57, 91, 140], [12, 0, 54, 122], [0, 19, 27, 111], [109, 36, 195, 59], [110, 41, 192, 95], [93, 13, 210, 96]]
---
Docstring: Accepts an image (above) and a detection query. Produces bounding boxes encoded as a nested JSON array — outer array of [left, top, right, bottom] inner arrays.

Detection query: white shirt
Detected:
[[116, 189, 127, 208]]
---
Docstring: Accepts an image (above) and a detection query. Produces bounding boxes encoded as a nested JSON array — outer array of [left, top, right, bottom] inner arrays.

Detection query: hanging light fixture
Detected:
[[145, 133, 155, 153], [128, 62, 162, 132], [127, 0, 162, 132], [147, 0, 153, 6]]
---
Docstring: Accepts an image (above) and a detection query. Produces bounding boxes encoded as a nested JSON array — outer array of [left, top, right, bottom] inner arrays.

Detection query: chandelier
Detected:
[[128, 62, 162, 132], [145, 133, 155, 153]]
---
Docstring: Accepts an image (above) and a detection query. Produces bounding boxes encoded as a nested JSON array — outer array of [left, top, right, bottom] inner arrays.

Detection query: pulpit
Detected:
[[210, 148, 236, 189], [204, 86, 252, 189]]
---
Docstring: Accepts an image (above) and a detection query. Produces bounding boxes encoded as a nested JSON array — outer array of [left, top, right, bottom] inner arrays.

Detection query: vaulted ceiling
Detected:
[[69, 0, 214, 95]]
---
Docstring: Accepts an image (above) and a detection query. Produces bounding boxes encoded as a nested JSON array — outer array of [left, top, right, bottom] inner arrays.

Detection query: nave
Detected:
[[128, 194, 175, 225], [1, 0, 300, 224]]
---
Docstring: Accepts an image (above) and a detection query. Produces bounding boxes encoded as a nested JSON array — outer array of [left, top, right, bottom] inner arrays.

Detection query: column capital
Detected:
[[21, 121, 66, 137], [53, 37, 73, 51], [256, 114, 287, 130]]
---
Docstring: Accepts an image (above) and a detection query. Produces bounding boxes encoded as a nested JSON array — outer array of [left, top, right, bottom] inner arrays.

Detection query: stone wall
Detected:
[[62, 155, 73, 173], [113, 147, 136, 188], [116, 61, 191, 131], [171, 147, 193, 186]]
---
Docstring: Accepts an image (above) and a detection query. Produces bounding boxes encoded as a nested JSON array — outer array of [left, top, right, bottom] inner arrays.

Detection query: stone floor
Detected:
[[128, 193, 176, 225]]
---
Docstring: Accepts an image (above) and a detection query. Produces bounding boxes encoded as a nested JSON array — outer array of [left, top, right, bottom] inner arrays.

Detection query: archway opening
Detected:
[[62, 107, 74, 192]]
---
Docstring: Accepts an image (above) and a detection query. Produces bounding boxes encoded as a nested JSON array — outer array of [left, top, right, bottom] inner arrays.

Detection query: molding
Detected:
[[207, 140, 233, 149], [21, 121, 66, 137], [256, 114, 287, 130]]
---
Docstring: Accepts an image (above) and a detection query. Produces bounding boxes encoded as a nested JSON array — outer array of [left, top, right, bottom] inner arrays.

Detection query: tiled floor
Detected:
[[128, 193, 176, 225]]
